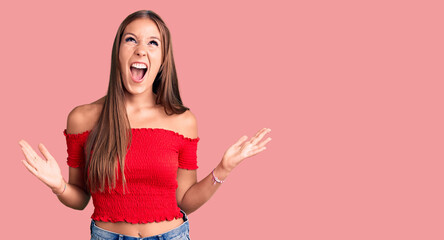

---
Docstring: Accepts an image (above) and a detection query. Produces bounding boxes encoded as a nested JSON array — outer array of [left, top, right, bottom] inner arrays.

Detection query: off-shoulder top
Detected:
[[63, 128, 200, 223]]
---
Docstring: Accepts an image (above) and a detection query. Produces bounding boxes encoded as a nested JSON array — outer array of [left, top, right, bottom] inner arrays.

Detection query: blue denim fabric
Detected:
[[90, 210, 190, 240]]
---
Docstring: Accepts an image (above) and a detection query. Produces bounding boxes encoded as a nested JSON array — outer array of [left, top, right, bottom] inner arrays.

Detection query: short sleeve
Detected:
[[178, 136, 200, 170], [63, 129, 89, 168]]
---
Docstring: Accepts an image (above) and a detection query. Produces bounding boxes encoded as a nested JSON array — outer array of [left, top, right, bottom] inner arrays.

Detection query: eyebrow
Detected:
[[123, 32, 161, 41]]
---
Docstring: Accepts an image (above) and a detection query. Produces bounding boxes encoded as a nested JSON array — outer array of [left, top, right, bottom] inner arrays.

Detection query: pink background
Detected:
[[1, 0, 443, 239]]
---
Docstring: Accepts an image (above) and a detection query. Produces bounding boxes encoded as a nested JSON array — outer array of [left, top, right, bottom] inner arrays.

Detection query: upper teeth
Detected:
[[131, 63, 147, 69]]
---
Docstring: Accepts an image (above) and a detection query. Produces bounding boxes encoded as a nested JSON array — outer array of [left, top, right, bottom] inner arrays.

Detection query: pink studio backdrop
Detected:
[[1, 0, 443, 239]]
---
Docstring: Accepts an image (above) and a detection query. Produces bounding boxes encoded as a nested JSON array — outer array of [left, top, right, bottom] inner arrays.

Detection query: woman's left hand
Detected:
[[221, 128, 272, 172]]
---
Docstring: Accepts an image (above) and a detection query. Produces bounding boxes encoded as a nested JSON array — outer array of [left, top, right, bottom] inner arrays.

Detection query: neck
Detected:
[[124, 90, 158, 113]]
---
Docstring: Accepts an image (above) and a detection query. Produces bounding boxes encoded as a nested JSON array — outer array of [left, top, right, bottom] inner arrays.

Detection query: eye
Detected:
[[125, 37, 136, 43], [149, 40, 159, 46]]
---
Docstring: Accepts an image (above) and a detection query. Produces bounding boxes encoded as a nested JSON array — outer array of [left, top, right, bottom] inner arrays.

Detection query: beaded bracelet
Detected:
[[212, 168, 225, 185]]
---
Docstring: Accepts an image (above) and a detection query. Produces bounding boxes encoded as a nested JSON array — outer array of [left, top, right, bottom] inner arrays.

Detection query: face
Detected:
[[119, 18, 162, 96]]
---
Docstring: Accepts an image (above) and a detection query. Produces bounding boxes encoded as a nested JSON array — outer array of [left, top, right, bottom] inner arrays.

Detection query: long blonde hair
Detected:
[[84, 10, 189, 194]]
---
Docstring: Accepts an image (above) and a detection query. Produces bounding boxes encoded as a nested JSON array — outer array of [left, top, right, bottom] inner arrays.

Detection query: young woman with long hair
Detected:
[[19, 10, 271, 240]]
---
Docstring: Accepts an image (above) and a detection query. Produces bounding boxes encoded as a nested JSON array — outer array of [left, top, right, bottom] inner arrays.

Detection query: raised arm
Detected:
[[19, 105, 92, 210], [175, 111, 272, 214]]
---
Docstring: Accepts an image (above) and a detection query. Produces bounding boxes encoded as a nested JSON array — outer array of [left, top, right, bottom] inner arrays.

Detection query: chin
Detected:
[[123, 79, 153, 95]]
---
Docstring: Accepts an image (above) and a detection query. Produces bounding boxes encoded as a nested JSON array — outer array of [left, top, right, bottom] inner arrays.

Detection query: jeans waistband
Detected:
[[90, 209, 189, 240]]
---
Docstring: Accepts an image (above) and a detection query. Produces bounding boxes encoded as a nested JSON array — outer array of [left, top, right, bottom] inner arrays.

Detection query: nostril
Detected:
[[136, 50, 145, 56]]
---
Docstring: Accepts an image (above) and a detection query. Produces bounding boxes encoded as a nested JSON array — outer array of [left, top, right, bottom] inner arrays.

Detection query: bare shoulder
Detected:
[[66, 96, 105, 134], [175, 109, 198, 139]]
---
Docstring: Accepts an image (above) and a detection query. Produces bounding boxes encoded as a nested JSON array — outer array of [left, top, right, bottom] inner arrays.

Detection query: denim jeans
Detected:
[[90, 210, 190, 240]]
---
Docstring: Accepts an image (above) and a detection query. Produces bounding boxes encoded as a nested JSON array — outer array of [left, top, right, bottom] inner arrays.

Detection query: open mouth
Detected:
[[130, 63, 148, 82]]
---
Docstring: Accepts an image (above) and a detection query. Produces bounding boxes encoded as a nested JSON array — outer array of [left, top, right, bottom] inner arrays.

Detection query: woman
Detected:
[[19, 10, 271, 240]]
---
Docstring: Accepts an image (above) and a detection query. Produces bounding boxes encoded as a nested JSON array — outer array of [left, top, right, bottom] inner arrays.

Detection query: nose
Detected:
[[135, 46, 147, 57]]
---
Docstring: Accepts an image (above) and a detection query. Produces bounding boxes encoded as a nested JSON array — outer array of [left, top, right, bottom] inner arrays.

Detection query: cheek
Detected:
[[151, 51, 163, 66], [148, 48, 161, 59], [119, 46, 131, 67]]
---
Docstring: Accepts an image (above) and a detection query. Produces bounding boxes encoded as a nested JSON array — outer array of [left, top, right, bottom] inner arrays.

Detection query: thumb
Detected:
[[38, 143, 54, 161]]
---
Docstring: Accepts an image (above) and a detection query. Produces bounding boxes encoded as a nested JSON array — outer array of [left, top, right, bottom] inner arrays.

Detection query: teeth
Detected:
[[131, 63, 147, 69]]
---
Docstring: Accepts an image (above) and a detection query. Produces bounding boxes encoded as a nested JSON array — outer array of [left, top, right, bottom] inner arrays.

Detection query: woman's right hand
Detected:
[[19, 140, 65, 194]]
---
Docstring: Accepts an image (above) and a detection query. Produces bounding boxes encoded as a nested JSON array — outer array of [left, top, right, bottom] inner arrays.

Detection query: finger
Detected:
[[250, 128, 271, 145], [252, 128, 267, 139], [19, 139, 34, 152], [245, 128, 265, 144], [256, 137, 272, 148], [247, 146, 267, 158], [21, 147, 39, 169], [21, 159, 39, 177], [234, 135, 249, 147], [21, 146, 36, 165], [38, 143, 53, 161], [19, 140, 39, 160]]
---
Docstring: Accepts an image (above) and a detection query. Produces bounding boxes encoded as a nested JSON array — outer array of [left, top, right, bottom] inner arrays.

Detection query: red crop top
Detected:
[[63, 128, 200, 223]]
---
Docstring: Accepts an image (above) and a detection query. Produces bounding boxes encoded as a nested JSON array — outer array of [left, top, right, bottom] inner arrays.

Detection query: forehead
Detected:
[[123, 18, 160, 38]]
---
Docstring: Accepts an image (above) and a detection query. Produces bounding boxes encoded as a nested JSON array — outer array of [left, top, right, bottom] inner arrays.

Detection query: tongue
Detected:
[[130, 67, 145, 81]]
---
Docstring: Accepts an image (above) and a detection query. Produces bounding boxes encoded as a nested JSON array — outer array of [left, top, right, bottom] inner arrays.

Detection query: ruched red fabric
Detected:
[[63, 128, 200, 223]]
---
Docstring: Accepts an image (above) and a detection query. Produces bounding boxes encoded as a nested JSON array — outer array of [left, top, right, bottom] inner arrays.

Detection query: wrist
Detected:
[[52, 178, 66, 195], [220, 157, 235, 173], [214, 162, 231, 181]]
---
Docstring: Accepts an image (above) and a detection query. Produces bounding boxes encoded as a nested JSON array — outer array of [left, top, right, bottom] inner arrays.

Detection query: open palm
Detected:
[[222, 128, 272, 171], [19, 140, 64, 192]]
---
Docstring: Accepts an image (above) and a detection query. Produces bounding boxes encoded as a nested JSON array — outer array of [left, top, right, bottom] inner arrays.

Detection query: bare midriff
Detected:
[[94, 217, 184, 238]]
